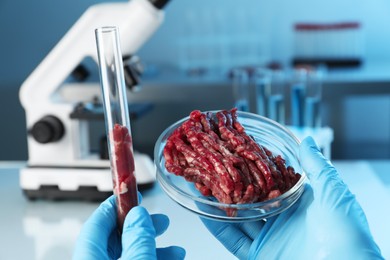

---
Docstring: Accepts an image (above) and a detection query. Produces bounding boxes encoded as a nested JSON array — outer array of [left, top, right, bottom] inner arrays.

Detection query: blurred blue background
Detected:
[[1, 0, 390, 160]]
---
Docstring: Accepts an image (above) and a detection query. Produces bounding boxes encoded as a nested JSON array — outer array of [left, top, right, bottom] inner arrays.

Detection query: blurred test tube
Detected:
[[231, 68, 250, 112], [268, 70, 286, 125], [253, 67, 286, 124], [305, 66, 325, 128], [290, 68, 308, 127], [253, 67, 271, 116]]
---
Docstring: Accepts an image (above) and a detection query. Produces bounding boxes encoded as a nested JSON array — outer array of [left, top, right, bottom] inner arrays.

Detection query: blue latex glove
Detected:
[[73, 193, 185, 260], [201, 136, 384, 260]]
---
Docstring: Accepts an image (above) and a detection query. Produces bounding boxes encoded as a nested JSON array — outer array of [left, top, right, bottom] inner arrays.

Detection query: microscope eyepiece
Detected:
[[148, 0, 170, 9]]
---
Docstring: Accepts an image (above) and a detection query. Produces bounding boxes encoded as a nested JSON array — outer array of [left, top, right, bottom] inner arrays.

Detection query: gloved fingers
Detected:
[[299, 136, 335, 180], [156, 246, 186, 260], [121, 206, 157, 259], [137, 191, 143, 204], [200, 218, 252, 260], [247, 185, 314, 259], [235, 220, 266, 240], [258, 184, 313, 234], [151, 214, 169, 237], [73, 195, 117, 258], [299, 136, 351, 206], [107, 227, 122, 258]]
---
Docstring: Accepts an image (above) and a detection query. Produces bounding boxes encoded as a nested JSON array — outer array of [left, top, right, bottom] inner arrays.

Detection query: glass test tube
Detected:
[[95, 26, 138, 232], [267, 70, 286, 125], [253, 67, 271, 117], [290, 68, 307, 127], [231, 68, 250, 112], [253, 68, 286, 124], [305, 67, 324, 128]]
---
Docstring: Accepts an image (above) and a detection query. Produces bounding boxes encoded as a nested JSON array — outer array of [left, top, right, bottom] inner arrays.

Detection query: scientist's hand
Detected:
[[201, 136, 383, 260], [73, 194, 185, 260]]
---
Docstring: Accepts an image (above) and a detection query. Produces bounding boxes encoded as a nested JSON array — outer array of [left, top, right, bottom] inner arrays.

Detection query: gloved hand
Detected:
[[201, 136, 384, 260], [73, 193, 185, 260]]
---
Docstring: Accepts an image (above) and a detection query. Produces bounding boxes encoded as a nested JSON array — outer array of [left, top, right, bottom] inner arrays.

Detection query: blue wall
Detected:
[[0, 0, 390, 160], [0, 0, 113, 88], [139, 0, 390, 68], [2, 0, 390, 87], [0, 0, 113, 159]]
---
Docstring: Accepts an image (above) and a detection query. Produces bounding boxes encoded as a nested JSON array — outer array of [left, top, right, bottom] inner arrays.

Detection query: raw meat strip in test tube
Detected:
[[95, 26, 138, 231]]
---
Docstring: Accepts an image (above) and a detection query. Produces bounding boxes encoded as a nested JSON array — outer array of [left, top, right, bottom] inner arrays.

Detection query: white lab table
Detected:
[[0, 160, 389, 260]]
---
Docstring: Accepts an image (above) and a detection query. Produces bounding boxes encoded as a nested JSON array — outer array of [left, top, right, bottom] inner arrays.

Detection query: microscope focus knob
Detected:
[[30, 116, 65, 144]]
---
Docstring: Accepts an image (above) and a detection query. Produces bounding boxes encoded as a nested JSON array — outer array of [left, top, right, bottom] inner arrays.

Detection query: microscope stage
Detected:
[[20, 153, 156, 201]]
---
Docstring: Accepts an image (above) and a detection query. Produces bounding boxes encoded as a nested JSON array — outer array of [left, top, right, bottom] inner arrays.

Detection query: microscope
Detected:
[[19, 0, 170, 200]]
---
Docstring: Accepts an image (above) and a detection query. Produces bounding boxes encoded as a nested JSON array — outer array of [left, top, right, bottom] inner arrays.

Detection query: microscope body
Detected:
[[19, 0, 165, 199]]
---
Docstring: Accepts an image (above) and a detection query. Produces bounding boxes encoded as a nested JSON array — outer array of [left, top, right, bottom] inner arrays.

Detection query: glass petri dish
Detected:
[[154, 111, 306, 222]]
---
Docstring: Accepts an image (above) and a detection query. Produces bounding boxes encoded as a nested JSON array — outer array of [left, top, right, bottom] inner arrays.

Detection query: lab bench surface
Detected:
[[1, 160, 389, 260]]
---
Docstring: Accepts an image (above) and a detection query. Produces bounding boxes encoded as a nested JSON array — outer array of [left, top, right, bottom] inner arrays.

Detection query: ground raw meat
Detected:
[[163, 108, 301, 217], [111, 123, 138, 231]]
